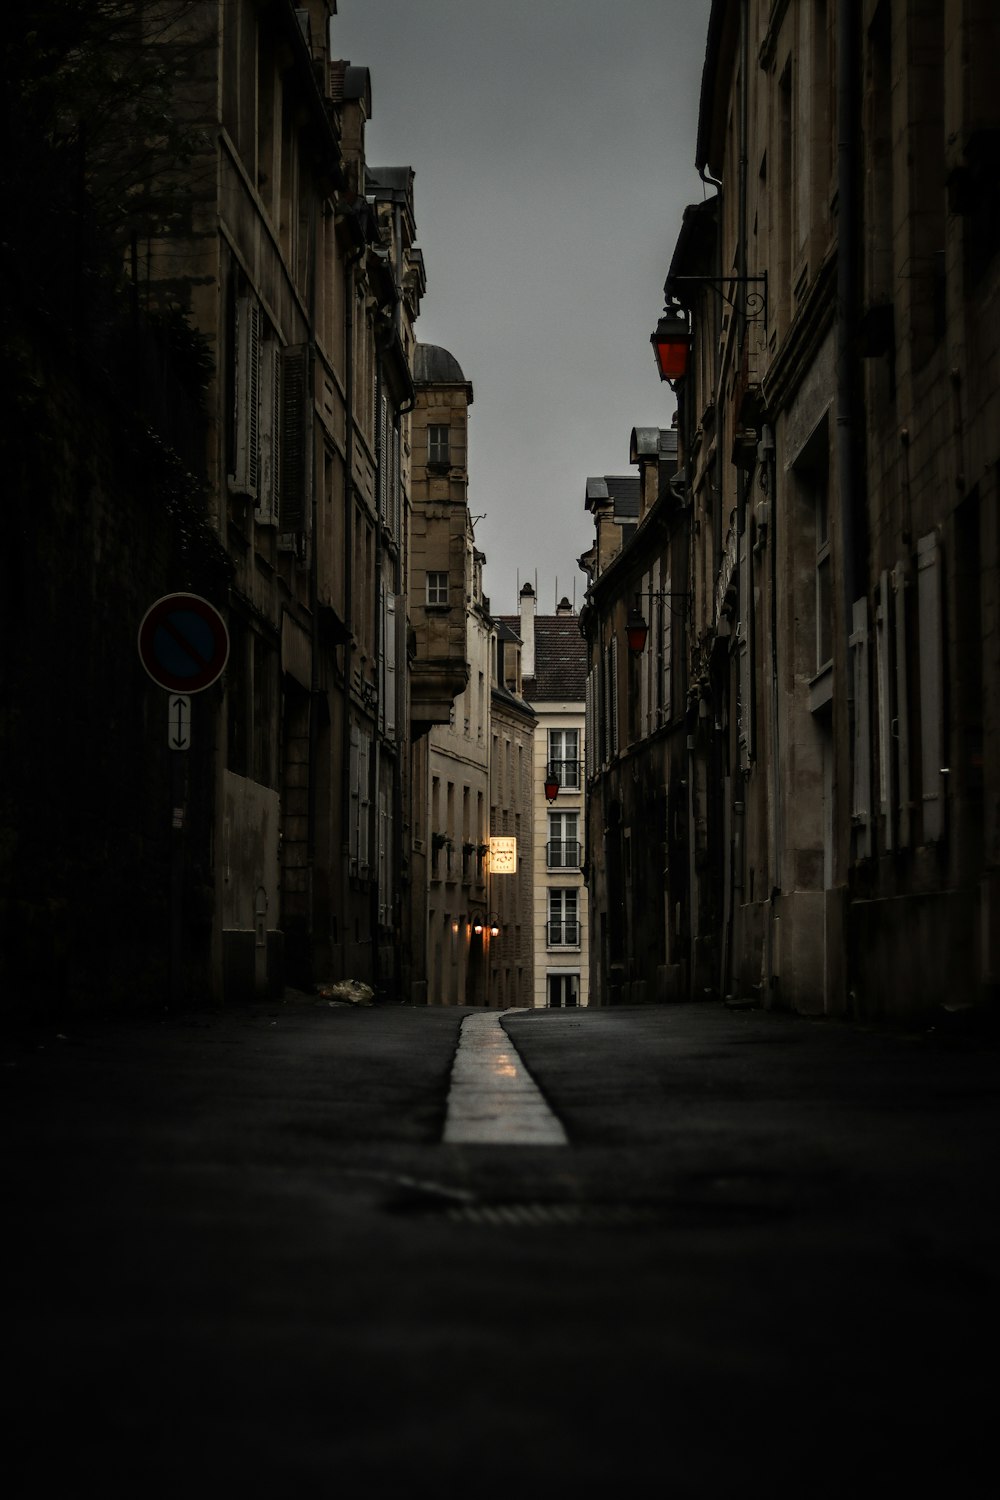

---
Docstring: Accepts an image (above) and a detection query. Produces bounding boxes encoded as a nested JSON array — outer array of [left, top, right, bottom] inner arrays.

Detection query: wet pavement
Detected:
[[4, 997, 999, 1494]]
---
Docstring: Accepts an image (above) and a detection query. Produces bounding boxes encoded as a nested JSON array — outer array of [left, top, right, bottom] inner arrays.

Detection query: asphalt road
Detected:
[[5, 998, 998, 1495]]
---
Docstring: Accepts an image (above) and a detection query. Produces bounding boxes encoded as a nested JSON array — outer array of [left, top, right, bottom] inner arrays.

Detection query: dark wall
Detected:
[[0, 323, 229, 1019]]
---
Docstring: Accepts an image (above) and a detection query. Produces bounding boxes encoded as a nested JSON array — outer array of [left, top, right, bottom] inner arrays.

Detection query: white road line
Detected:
[[442, 1009, 568, 1146]]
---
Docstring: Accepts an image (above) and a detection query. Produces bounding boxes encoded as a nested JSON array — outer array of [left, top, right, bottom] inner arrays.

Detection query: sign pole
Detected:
[[169, 746, 187, 1009], [138, 595, 228, 1010]]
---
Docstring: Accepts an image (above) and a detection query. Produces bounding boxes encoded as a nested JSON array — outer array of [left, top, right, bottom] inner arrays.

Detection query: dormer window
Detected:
[[428, 425, 450, 466]]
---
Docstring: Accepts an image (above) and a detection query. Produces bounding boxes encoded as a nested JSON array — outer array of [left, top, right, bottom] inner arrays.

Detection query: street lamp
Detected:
[[543, 768, 560, 802], [625, 588, 690, 656], [626, 603, 649, 656], [650, 303, 692, 383]]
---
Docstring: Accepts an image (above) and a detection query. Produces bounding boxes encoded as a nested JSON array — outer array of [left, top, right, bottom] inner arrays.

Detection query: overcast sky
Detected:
[[331, 0, 712, 617]]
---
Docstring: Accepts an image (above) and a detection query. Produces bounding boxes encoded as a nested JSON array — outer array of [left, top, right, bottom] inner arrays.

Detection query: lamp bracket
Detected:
[[633, 587, 689, 619], [666, 272, 768, 325]]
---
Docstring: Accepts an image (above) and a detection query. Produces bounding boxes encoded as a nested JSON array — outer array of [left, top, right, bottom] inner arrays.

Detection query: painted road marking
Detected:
[[443, 1010, 568, 1146]]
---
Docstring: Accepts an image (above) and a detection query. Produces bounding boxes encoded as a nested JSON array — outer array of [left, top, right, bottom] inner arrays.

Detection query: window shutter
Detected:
[[256, 342, 281, 526], [349, 722, 360, 874], [893, 562, 912, 847], [738, 529, 753, 769], [663, 567, 673, 724], [378, 394, 388, 523], [585, 669, 594, 781], [917, 532, 945, 842], [850, 596, 872, 857], [280, 344, 309, 540], [385, 592, 397, 736], [358, 728, 371, 873], [234, 296, 260, 500], [875, 571, 894, 850], [609, 641, 619, 757]]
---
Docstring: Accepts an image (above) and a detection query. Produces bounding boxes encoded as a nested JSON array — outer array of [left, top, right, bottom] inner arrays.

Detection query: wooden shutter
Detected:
[[384, 592, 397, 737], [875, 571, 894, 851], [663, 566, 673, 724], [256, 342, 281, 526], [738, 527, 753, 769], [893, 561, 912, 848], [280, 344, 309, 540], [917, 532, 945, 842], [233, 295, 260, 500], [850, 596, 872, 857], [610, 640, 619, 757]]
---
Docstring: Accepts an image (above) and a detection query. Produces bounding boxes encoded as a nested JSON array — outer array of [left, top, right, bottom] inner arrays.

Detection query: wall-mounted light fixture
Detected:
[[653, 274, 769, 385], [543, 768, 560, 802], [625, 588, 690, 656], [650, 302, 693, 383]]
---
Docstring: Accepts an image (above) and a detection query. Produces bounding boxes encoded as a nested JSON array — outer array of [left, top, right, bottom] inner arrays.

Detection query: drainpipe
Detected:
[[342, 247, 362, 936], [306, 197, 320, 979], [836, 0, 861, 618], [371, 346, 385, 998]]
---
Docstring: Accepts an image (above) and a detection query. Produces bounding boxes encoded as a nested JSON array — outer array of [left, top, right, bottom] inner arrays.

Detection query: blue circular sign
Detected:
[[138, 593, 230, 693]]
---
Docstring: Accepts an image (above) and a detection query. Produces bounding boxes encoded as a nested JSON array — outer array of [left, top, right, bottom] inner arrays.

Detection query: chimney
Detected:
[[556, 596, 573, 617], [519, 582, 536, 679]]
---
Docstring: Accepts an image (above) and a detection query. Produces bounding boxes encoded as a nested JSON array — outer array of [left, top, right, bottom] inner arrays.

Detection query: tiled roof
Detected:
[[585, 474, 640, 519], [515, 615, 587, 704]]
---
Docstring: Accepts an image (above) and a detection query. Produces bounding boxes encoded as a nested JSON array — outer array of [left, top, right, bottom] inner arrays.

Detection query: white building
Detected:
[[504, 585, 590, 1008]]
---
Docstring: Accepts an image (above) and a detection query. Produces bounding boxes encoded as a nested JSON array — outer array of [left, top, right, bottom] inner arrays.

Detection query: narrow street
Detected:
[[5, 999, 998, 1494]]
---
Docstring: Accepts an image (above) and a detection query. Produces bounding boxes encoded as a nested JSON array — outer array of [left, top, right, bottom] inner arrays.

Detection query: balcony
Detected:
[[546, 839, 581, 870], [546, 921, 581, 948]]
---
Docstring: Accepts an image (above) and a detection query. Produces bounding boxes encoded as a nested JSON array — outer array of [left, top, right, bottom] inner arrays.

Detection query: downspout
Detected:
[[342, 247, 362, 923], [725, 0, 751, 1001], [371, 345, 385, 997], [306, 198, 320, 977], [836, 0, 861, 617]]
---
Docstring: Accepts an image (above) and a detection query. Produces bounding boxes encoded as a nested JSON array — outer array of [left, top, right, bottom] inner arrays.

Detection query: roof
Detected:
[[630, 426, 678, 464], [498, 614, 587, 704], [414, 342, 471, 386], [585, 474, 640, 519]]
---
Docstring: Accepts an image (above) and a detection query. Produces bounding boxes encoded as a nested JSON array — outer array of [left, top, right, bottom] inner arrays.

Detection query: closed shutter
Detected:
[[233, 296, 260, 500], [663, 567, 673, 724], [280, 344, 309, 539], [610, 640, 619, 757], [738, 528, 753, 769], [893, 562, 912, 847], [875, 570, 894, 850], [349, 723, 360, 874], [602, 647, 611, 767], [256, 342, 281, 526], [917, 532, 945, 842], [385, 592, 397, 737], [850, 596, 872, 857], [585, 669, 594, 781]]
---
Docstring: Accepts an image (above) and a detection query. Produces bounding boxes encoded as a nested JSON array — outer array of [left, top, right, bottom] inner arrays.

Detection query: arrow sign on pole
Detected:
[[169, 695, 192, 750]]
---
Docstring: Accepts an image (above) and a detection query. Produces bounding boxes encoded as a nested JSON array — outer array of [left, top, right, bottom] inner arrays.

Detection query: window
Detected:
[[816, 461, 832, 672], [547, 811, 580, 869], [427, 571, 449, 606], [547, 889, 580, 948], [428, 425, 450, 465], [548, 728, 580, 790]]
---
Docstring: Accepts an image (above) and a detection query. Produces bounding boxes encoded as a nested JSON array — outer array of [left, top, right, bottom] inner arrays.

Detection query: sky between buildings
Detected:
[[331, 0, 712, 617]]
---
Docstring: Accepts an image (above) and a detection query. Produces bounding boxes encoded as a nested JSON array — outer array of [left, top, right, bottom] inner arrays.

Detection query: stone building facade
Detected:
[[408, 343, 481, 1004], [503, 587, 590, 1008], [490, 622, 538, 1009], [584, 0, 999, 1022], [3, 1, 432, 1010]]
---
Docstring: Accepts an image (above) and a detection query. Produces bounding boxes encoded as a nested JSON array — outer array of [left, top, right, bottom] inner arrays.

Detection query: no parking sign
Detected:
[[137, 593, 229, 694]]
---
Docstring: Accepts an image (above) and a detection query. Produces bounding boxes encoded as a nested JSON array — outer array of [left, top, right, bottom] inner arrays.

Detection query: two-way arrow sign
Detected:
[[168, 694, 192, 750]]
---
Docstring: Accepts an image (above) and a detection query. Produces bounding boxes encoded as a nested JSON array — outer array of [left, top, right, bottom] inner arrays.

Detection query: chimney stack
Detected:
[[519, 581, 536, 679]]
